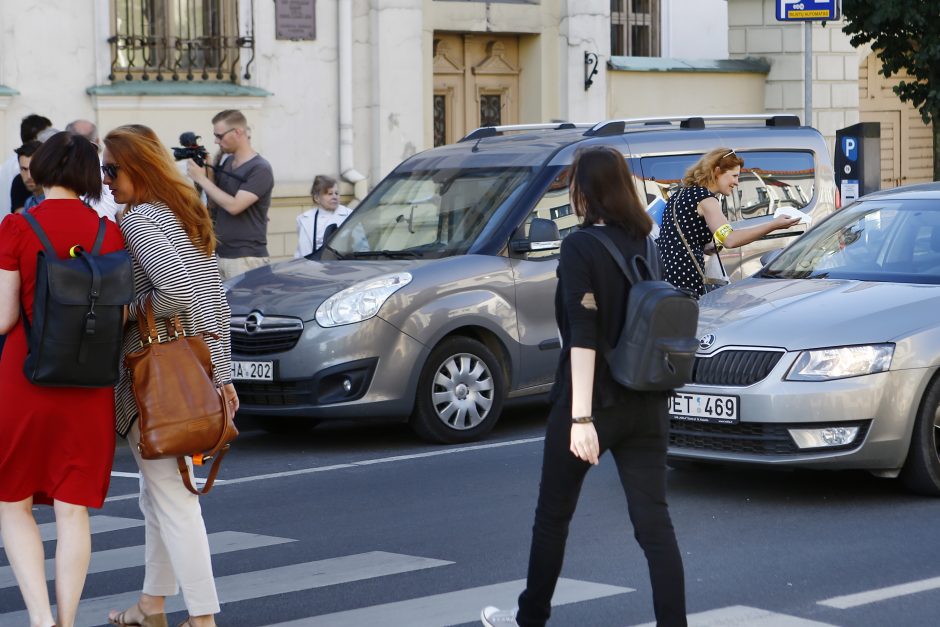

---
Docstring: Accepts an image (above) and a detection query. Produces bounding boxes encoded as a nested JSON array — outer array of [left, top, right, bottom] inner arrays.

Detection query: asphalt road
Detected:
[[3, 406, 940, 627]]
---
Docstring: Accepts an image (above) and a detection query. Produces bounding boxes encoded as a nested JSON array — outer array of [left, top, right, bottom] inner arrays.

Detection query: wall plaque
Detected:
[[275, 0, 316, 41]]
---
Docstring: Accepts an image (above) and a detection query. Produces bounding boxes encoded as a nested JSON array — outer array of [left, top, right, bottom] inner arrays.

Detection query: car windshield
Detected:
[[324, 167, 533, 259], [760, 199, 940, 284]]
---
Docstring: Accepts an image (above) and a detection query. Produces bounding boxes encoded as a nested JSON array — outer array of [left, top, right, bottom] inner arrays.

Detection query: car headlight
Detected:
[[785, 344, 894, 381], [315, 272, 412, 327]]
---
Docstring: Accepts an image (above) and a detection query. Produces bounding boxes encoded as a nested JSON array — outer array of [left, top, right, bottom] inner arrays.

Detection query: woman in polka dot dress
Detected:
[[657, 147, 801, 297]]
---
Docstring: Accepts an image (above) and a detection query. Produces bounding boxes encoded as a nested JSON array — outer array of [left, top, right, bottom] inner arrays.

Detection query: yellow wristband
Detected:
[[713, 223, 733, 247]]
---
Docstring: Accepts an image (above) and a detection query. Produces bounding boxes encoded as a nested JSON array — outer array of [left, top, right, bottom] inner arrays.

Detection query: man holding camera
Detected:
[[187, 109, 274, 280]]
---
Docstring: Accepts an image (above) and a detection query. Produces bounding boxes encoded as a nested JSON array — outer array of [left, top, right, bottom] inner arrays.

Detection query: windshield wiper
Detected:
[[349, 250, 423, 259]]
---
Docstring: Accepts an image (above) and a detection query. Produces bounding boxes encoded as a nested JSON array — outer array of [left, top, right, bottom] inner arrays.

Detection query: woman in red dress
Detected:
[[0, 132, 125, 627]]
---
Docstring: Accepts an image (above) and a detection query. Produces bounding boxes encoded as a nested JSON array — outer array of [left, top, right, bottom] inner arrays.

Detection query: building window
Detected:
[[109, 0, 255, 82], [610, 0, 660, 57], [480, 94, 502, 127], [433, 95, 447, 147]]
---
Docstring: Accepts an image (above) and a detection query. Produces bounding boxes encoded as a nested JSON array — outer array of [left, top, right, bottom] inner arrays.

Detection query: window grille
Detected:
[[109, 0, 255, 82], [610, 0, 660, 57]]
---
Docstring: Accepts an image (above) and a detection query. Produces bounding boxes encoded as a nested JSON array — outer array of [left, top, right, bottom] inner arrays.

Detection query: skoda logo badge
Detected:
[[245, 311, 264, 334], [699, 333, 716, 350]]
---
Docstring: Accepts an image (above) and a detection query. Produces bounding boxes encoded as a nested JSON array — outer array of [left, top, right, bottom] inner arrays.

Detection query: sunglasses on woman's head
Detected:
[[721, 149, 736, 159], [101, 163, 119, 179]]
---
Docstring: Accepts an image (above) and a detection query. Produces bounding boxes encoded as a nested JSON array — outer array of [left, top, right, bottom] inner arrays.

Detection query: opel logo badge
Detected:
[[699, 333, 716, 350], [245, 311, 264, 334]]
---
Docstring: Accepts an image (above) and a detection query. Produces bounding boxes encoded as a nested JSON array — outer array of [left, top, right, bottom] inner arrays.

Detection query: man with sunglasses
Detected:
[[187, 109, 274, 280]]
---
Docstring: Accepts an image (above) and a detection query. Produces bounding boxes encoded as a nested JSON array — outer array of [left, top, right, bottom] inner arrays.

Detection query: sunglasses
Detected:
[[721, 149, 736, 159], [213, 128, 236, 140], [101, 163, 119, 179]]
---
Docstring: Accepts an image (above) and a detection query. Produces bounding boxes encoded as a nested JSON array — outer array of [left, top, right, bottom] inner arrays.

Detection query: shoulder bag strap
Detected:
[[21, 213, 57, 258], [90, 217, 107, 255], [581, 228, 648, 285], [177, 444, 231, 496], [671, 187, 712, 284]]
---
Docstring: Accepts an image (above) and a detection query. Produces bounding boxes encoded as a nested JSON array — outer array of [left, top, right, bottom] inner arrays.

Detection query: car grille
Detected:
[[691, 349, 783, 386], [669, 420, 871, 456], [235, 380, 313, 407], [230, 314, 304, 356]]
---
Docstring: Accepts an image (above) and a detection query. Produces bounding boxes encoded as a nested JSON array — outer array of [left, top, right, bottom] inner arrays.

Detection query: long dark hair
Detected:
[[569, 146, 651, 238]]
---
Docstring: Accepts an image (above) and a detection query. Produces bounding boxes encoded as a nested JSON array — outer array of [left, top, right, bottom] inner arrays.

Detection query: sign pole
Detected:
[[804, 20, 812, 128]]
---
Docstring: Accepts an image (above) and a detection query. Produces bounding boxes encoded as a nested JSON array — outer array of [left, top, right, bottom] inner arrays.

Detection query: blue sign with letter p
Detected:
[[842, 137, 858, 162]]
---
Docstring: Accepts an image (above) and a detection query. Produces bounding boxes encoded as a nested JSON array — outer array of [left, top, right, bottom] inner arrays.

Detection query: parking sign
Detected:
[[776, 0, 840, 21]]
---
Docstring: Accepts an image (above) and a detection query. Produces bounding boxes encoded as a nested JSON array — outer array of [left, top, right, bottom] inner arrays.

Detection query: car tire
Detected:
[[900, 378, 940, 496], [410, 337, 505, 444]]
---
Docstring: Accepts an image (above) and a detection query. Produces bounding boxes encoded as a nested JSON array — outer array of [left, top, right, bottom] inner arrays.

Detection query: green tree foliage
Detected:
[[842, 0, 940, 179]]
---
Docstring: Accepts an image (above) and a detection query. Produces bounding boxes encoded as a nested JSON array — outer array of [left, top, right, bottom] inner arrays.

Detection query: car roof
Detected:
[[395, 115, 827, 172], [857, 182, 940, 201]]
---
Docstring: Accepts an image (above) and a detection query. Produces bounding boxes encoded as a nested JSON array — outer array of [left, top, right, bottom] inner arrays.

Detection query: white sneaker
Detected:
[[481, 605, 519, 626]]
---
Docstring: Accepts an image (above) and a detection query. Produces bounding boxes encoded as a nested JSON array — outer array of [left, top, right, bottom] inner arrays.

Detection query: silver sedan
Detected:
[[668, 183, 940, 495]]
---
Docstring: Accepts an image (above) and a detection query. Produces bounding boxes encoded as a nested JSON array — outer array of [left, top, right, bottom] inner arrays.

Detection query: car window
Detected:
[[762, 200, 940, 283], [327, 167, 533, 258], [732, 151, 815, 220], [638, 154, 734, 220]]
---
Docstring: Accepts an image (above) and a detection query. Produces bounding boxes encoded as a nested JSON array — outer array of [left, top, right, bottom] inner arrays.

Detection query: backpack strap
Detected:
[[581, 228, 656, 285], [90, 217, 107, 255], [21, 213, 58, 259]]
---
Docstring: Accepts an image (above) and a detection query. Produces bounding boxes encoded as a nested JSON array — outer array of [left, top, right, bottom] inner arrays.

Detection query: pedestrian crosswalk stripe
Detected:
[[0, 531, 295, 590], [268, 577, 633, 627], [817, 575, 940, 609], [0, 551, 453, 627], [632, 605, 838, 627], [0, 515, 144, 549]]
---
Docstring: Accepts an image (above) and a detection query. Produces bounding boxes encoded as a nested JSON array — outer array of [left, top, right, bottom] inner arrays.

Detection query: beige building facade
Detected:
[[0, 1, 928, 259]]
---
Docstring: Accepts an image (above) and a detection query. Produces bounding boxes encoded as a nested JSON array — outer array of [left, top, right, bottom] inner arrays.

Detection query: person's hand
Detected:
[[221, 382, 239, 414], [772, 214, 802, 230], [570, 423, 600, 465], [186, 159, 206, 182]]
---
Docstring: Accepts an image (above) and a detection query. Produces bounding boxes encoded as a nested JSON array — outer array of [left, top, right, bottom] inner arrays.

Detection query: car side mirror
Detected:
[[760, 249, 783, 266], [511, 217, 561, 253]]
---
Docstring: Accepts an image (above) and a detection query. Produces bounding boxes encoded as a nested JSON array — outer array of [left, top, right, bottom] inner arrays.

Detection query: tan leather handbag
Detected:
[[124, 298, 238, 495]]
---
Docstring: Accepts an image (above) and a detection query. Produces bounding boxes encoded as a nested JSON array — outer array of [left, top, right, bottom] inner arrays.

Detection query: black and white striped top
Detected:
[[114, 202, 232, 437]]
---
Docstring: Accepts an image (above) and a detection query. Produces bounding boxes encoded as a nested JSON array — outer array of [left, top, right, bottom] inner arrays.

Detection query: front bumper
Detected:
[[668, 351, 928, 471], [232, 316, 429, 420]]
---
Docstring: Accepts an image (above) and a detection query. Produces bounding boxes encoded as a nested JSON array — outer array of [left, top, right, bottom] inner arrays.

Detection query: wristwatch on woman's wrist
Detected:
[[571, 415, 594, 424]]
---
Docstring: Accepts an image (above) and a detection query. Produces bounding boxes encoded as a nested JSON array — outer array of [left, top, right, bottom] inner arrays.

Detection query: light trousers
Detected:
[[217, 255, 270, 281], [128, 421, 221, 616]]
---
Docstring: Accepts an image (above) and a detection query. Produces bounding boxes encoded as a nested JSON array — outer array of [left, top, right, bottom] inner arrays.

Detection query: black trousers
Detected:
[[516, 394, 687, 627]]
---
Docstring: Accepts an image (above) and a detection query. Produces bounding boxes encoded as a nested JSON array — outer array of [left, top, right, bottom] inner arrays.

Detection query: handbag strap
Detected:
[[136, 295, 186, 344], [177, 444, 230, 495], [671, 187, 724, 284]]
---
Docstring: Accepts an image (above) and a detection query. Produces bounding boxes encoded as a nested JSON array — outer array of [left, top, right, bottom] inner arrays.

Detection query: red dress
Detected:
[[0, 200, 125, 507]]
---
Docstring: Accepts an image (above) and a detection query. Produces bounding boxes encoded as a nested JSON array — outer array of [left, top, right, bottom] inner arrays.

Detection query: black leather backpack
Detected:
[[583, 229, 699, 392], [20, 213, 134, 387]]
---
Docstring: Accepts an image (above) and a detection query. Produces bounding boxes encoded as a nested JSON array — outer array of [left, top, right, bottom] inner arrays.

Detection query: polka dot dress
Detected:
[[656, 184, 715, 297]]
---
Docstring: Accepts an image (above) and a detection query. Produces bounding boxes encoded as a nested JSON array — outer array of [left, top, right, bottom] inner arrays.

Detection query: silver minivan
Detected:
[[226, 115, 837, 443]]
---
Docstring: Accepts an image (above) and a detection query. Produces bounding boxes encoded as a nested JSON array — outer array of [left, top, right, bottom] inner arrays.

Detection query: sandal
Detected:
[[108, 603, 169, 627]]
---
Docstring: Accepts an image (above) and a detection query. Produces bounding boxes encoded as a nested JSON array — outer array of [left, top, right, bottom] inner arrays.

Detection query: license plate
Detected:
[[232, 360, 274, 381], [669, 392, 739, 424]]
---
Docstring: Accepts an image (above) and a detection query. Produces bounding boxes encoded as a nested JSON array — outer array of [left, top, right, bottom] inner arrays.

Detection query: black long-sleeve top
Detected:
[[550, 223, 666, 410]]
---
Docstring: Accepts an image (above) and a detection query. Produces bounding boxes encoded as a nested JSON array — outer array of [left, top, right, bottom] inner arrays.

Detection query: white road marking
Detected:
[[0, 515, 144, 549], [269, 578, 632, 627], [104, 436, 544, 501], [633, 605, 838, 626], [110, 471, 141, 478], [818, 575, 940, 609], [0, 531, 295, 589], [0, 551, 453, 627]]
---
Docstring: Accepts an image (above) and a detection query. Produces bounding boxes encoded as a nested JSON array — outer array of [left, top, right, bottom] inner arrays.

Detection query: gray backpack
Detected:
[[583, 229, 699, 391]]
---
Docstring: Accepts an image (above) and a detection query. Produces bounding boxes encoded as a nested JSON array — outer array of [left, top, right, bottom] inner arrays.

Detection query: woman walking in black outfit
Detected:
[[481, 146, 687, 627]]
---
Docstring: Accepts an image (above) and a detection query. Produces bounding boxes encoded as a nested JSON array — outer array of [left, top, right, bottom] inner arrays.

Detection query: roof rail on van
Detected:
[[459, 122, 594, 142], [584, 114, 801, 137]]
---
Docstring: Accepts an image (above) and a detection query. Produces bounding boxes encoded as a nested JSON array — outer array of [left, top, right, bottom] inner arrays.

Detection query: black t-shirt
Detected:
[[10, 176, 29, 213], [550, 223, 668, 411], [211, 154, 274, 258]]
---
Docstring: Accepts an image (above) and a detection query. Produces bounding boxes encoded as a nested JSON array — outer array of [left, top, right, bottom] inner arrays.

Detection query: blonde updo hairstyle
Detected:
[[682, 147, 745, 189]]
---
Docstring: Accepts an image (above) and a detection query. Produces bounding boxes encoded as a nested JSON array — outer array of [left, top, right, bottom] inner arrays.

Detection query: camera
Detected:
[[172, 131, 209, 167]]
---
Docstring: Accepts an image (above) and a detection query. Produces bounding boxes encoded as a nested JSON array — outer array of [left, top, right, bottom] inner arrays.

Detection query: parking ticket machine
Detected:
[[835, 122, 881, 204]]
